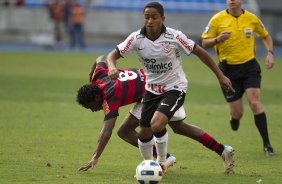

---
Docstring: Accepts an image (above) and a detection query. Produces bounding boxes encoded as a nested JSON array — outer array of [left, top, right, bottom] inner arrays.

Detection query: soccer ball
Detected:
[[135, 160, 163, 184]]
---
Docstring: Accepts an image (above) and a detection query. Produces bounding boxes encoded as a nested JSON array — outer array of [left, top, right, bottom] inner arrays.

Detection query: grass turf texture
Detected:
[[0, 52, 281, 183]]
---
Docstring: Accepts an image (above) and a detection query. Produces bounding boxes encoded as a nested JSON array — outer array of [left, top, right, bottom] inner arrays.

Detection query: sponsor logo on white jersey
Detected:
[[120, 36, 134, 54], [142, 58, 172, 74]]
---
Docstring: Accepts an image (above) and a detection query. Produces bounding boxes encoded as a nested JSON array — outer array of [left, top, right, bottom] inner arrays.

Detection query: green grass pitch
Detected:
[[0, 52, 281, 183]]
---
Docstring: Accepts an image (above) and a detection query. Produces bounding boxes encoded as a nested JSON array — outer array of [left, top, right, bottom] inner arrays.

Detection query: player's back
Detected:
[[92, 62, 146, 107]]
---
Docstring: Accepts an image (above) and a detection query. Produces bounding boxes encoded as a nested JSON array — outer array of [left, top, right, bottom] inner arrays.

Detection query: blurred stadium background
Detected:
[[0, 0, 281, 55]]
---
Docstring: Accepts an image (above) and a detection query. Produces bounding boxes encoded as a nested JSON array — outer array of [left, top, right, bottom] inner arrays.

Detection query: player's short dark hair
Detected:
[[144, 2, 164, 16], [76, 84, 102, 107]]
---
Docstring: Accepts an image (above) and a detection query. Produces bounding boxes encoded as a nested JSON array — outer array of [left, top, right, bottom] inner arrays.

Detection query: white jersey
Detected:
[[117, 26, 195, 94]]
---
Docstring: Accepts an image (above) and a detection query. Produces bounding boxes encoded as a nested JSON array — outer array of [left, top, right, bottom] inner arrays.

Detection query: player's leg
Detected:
[[243, 59, 274, 156], [169, 106, 204, 140], [220, 64, 245, 131], [169, 106, 225, 155], [221, 76, 244, 131], [151, 111, 169, 165], [153, 90, 185, 167], [138, 127, 154, 160], [170, 117, 231, 153], [117, 112, 139, 147], [228, 99, 244, 131], [139, 92, 158, 161], [169, 107, 234, 174], [245, 88, 274, 156], [138, 91, 172, 175], [170, 121, 235, 173], [118, 103, 175, 163]]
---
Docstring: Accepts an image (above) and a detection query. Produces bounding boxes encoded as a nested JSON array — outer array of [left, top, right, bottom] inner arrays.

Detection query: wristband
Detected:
[[215, 38, 218, 44], [268, 50, 274, 55]]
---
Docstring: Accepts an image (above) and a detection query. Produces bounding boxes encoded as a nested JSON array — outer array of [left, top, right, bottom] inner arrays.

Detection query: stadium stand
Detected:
[[24, 0, 250, 14], [1, 0, 281, 52]]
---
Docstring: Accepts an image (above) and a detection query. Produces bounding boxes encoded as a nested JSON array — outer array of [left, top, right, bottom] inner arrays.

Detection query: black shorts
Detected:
[[219, 58, 261, 102], [140, 90, 186, 128]]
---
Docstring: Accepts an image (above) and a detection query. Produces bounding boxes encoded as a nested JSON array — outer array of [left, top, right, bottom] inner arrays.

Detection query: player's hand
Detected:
[[89, 67, 95, 82], [78, 158, 98, 171], [89, 61, 97, 83], [266, 52, 275, 69], [217, 31, 231, 43], [219, 75, 235, 93], [108, 68, 121, 80]]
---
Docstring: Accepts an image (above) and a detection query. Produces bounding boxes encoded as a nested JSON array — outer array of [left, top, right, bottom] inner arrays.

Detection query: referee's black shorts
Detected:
[[219, 58, 261, 102], [140, 90, 185, 128]]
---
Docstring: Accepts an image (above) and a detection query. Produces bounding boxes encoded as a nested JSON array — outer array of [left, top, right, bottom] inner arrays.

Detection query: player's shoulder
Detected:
[[243, 10, 260, 20], [165, 27, 177, 34], [130, 29, 146, 40], [96, 56, 108, 69], [164, 27, 181, 39], [94, 60, 108, 78], [96, 61, 107, 69], [212, 10, 229, 20]]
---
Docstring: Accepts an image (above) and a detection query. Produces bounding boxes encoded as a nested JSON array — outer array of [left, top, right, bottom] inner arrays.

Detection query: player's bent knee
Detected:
[[117, 127, 127, 139], [151, 123, 166, 133]]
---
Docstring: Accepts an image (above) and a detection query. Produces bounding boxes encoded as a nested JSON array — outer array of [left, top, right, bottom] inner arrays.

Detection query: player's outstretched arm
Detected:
[[193, 45, 234, 93], [78, 117, 117, 171], [89, 55, 108, 82], [107, 49, 122, 80]]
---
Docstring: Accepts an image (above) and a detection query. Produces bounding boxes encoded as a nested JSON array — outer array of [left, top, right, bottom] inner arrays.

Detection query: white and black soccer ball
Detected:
[[135, 160, 163, 184]]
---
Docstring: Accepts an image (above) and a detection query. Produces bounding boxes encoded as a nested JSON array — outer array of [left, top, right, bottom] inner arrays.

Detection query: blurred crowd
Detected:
[[1, 0, 88, 50], [46, 0, 86, 49], [1, 0, 24, 6], [46, 0, 86, 50]]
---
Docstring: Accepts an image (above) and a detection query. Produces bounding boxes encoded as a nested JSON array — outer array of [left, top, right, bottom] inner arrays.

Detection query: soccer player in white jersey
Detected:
[[107, 2, 235, 174]]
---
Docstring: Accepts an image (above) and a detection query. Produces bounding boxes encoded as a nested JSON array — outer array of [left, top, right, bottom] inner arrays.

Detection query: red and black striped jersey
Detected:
[[91, 62, 146, 121]]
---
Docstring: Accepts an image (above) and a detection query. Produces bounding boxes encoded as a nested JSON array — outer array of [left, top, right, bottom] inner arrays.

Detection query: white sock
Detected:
[[154, 132, 168, 164], [138, 138, 154, 160]]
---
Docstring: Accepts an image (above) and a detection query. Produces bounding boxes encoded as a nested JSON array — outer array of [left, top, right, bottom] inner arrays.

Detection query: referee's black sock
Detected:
[[254, 112, 271, 147], [230, 117, 240, 131]]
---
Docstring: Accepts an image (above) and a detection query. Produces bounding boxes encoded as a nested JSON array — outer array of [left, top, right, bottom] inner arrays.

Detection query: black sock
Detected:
[[139, 136, 154, 143], [254, 112, 270, 147], [230, 118, 240, 131], [153, 128, 167, 138]]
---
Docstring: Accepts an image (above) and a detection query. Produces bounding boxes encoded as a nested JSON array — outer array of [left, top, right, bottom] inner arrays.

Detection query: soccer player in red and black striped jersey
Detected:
[[89, 59, 145, 121], [77, 55, 234, 173]]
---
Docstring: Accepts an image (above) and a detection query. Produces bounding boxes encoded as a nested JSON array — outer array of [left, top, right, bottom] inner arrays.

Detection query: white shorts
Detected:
[[129, 103, 186, 121]]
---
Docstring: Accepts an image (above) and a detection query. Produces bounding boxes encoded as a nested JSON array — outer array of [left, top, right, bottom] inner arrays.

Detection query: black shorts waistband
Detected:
[[226, 58, 256, 66], [219, 58, 256, 71]]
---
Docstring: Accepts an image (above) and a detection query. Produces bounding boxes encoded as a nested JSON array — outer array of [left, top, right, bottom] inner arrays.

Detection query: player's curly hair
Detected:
[[144, 2, 164, 16], [76, 84, 102, 107]]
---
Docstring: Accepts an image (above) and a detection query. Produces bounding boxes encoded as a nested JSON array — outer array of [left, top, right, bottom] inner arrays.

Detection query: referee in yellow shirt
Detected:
[[202, 0, 275, 156]]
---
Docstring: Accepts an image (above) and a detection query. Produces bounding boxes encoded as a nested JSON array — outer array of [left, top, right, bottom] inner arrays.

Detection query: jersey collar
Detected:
[[226, 9, 245, 17], [140, 25, 166, 36]]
